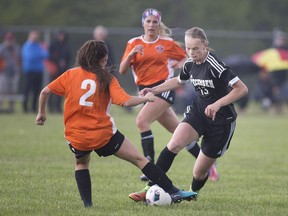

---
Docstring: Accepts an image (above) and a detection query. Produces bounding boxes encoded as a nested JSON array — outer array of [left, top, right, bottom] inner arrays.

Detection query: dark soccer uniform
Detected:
[[179, 52, 240, 158]]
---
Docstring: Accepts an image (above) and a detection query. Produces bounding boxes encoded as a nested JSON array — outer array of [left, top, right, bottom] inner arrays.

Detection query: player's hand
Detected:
[[36, 114, 46, 125], [204, 102, 221, 121], [170, 60, 181, 69], [129, 45, 144, 57], [145, 92, 155, 102], [139, 88, 152, 96]]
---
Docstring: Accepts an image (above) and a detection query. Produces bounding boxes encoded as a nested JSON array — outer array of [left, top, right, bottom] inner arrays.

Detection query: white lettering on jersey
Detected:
[[190, 79, 215, 88]]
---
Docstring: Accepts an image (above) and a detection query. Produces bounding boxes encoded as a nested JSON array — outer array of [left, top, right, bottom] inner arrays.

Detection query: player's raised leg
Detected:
[[114, 137, 197, 203]]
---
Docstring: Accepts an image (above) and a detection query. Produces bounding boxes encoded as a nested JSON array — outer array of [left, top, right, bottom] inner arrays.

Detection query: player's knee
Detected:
[[167, 141, 184, 154], [193, 167, 208, 180], [136, 115, 149, 131], [75, 155, 90, 167]]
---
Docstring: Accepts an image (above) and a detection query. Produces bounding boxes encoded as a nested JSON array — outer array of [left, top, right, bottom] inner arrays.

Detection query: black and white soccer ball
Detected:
[[145, 185, 172, 206]]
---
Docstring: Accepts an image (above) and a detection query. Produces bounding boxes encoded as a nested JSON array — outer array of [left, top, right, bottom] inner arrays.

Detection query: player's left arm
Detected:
[[169, 41, 187, 69], [36, 86, 52, 125], [205, 79, 248, 121], [123, 92, 155, 107], [217, 79, 248, 107], [110, 77, 155, 107]]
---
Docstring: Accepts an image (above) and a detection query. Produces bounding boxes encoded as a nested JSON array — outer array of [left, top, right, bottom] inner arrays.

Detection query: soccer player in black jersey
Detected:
[[129, 27, 248, 199]]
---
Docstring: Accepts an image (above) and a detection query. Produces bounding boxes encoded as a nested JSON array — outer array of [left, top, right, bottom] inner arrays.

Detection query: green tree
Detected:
[[0, 0, 287, 31]]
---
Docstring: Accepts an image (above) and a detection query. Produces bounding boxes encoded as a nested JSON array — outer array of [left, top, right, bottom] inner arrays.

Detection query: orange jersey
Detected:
[[121, 35, 187, 86], [48, 67, 132, 151]]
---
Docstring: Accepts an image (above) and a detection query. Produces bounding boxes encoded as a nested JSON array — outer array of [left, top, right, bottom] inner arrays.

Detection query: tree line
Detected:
[[1, 0, 287, 32]]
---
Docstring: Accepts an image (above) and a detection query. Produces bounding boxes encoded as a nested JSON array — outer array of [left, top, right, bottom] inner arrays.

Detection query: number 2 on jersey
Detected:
[[79, 79, 96, 106]]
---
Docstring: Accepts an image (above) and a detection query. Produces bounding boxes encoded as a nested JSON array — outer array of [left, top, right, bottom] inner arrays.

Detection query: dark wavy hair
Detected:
[[75, 40, 112, 95]]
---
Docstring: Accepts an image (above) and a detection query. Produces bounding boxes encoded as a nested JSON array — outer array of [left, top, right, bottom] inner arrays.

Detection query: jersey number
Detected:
[[79, 79, 96, 107], [199, 87, 209, 96]]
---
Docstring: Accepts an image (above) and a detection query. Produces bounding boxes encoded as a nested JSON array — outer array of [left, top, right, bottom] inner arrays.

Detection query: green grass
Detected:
[[0, 103, 288, 216]]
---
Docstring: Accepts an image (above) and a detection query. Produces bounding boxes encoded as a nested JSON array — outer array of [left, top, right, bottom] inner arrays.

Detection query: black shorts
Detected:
[[138, 80, 175, 105], [67, 130, 125, 159], [182, 111, 236, 158]]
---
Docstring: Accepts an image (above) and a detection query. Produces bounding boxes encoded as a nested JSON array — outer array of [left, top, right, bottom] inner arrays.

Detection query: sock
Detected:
[[156, 146, 177, 173], [191, 175, 209, 192], [185, 141, 200, 158], [141, 130, 154, 163], [141, 162, 178, 193], [75, 169, 92, 207]]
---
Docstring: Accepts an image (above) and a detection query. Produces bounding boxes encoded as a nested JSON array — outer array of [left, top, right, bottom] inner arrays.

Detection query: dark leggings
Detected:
[[22, 72, 43, 113]]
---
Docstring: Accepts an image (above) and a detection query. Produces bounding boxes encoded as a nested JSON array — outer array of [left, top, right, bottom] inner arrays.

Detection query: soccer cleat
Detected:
[[209, 163, 219, 182], [129, 185, 150, 202], [139, 174, 149, 181], [170, 190, 197, 203]]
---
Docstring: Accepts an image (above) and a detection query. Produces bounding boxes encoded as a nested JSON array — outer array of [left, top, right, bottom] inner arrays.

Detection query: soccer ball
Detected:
[[145, 185, 172, 206]]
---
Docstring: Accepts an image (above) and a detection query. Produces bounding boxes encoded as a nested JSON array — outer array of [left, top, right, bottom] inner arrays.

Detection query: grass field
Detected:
[[0, 103, 288, 216]]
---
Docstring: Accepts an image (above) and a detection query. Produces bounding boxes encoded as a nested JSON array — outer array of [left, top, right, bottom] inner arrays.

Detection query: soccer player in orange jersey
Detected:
[[120, 8, 214, 183], [36, 40, 197, 207]]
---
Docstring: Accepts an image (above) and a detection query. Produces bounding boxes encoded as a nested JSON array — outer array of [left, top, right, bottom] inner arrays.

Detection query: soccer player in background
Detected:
[[119, 8, 218, 183]]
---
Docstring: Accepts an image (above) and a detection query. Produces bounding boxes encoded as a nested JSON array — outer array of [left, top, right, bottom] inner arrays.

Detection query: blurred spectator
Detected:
[[93, 25, 115, 69], [273, 29, 288, 49], [270, 29, 288, 113], [0, 32, 21, 113], [21, 30, 48, 113], [93, 25, 133, 113], [252, 69, 274, 111], [252, 29, 288, 113], [47, 30, 71, 113]]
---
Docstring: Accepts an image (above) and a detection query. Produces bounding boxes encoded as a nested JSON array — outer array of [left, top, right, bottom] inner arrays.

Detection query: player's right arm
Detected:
[[119, 44, 143, 75]]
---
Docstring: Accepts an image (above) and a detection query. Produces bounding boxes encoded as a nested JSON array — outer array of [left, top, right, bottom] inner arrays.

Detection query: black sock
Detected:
[[185, 141, 200, 158], [75, 169, 92, 207], [141, 162, 178, 194], [191, 175, 208, 192], [141, 130, 154, 163], [156, 146, 177, 173]]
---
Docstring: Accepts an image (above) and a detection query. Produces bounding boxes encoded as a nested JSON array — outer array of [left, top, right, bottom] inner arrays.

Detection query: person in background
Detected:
[[0, 32, 21, 113], [252, 69, 274, 111], [93, 24, 133, 114], [269, 29, 288, 113], [35, 40, 197, 208], [93, 25, 115, 69], [119, 8, 217, 184], [47, 30, 71, 113], [21, 30, 48, 113], [129, 27, 248, 202]]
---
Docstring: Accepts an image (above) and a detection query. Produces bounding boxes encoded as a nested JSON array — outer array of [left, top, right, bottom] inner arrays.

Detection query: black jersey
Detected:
[[179, 52, 239, 125]]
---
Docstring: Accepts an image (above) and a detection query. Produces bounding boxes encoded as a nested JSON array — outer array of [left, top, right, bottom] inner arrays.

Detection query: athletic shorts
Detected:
[[138, 80, 175, 105], [182, 111, 236, 158], [67, 130, 125, 159]]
